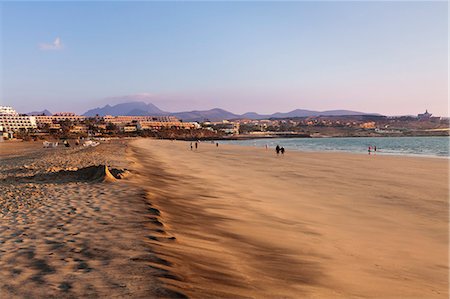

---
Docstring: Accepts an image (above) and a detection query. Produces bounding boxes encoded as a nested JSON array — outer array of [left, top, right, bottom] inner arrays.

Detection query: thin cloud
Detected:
[[39, 37, 64, 51]]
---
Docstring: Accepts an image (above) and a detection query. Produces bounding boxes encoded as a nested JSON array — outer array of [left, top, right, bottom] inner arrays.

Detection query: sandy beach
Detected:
[[0, 138, 448, 298], [129, 139, 449, 298], [0, 140, 183, 298]]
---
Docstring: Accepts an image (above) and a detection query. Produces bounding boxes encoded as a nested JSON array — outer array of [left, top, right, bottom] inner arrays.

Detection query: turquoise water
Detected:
[[220, 137, 449, 158]]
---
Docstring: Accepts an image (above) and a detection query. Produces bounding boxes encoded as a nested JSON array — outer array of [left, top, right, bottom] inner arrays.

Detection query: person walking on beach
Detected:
[[190, 142, 193, 150], [368, 146, 371, 155], [276, 145, 280, 155], [216, 142, 219, 147], [280, 147, 285, 155], [374, 145, 377, 152], [195, 142, 198, 150]]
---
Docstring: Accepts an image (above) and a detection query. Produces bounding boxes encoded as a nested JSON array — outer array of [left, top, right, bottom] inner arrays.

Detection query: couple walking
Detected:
[[275, 145, 285, 155]]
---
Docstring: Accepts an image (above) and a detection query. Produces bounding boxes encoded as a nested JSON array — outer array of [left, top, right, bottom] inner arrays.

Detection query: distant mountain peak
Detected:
[[26, 109, 52, 116], [83, 101, 166, 116]]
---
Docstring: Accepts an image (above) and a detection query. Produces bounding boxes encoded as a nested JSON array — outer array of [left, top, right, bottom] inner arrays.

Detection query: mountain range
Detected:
[[82, 102, 379, 121], [27, 102, 379, 122]]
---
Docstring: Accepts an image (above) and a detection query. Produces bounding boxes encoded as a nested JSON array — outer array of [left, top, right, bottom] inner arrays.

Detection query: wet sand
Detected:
[[129, 139, 448, 298], [0, 138, 448, 298]]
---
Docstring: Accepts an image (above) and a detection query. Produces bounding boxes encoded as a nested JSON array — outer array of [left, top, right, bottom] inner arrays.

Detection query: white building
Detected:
[[0, 106, 37, 132], [0, 106, 19, 115], [0, 115, 37, 132]]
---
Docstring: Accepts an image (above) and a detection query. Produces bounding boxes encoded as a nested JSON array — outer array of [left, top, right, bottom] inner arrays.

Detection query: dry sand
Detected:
[[0, 138, 448, 298], [0, 140, 183, 298], [129, 139, 448, 298]]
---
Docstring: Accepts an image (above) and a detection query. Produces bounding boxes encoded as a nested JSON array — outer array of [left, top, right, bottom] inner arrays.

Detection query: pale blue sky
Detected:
[[1, 1, 448, 116]]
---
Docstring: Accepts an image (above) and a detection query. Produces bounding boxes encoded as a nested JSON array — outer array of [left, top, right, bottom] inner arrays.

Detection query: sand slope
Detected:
[[129, 139, 448, 298]]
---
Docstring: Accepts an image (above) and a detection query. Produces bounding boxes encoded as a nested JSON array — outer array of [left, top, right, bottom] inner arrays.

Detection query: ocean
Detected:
[[220, 136, 449, 158]]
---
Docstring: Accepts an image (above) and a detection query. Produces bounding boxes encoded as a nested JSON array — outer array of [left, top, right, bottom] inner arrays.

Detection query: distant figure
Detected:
[[265, 144, 268, 150], [75, 139, 80, 146], [64, 140, 70, 148], [190, 142, 193, 150], [374, 145, 377, 152], [216, 142, 219, 147], [280, 147, 285, 155], [195, 142, 198, 150], [275, 145, 280, 155], [368, 146, 371, 155]]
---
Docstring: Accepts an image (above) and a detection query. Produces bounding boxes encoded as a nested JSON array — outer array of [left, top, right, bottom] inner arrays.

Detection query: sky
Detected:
[[0, 1, 448, 116]]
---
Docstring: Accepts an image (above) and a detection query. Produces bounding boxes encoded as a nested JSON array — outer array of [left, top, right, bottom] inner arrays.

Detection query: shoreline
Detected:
[[3, 136, 449, 159], [220, 145, 450, 160], [218, 136, 449, 159], [222, 134, 450, 140]]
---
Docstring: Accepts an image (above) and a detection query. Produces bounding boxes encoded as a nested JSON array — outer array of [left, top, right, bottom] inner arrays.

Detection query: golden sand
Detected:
[[129, 139, 448, 298], [0, 139, 448, 298]]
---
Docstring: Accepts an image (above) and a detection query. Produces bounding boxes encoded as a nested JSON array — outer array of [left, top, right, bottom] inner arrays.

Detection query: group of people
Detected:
[[368, 145, 377, 155], [275, 145, 285, 155], [189, 141, 219, 150], [190, 142, 198, 150]]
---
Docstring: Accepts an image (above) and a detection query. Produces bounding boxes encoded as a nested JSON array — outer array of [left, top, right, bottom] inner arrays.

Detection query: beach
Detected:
[[0, 139, 448, 298], [0, 140, 183, 298]]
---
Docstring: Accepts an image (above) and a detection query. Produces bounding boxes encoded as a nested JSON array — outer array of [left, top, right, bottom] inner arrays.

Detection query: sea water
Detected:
[[220, 136, 449, 158]]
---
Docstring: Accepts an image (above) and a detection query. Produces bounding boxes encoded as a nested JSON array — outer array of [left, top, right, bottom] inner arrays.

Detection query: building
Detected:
[[137, 120, 196, 130], [0, 106, 37, 132], [203, 121, 240, 135], [0, 115, 37, 132], [360, 122, 376, 129], [123, 125, 138, 132], [35, 112, 86, 126], [418, 110, 432, 120], [103, 115, 179, 126], [69, 125, 88, 133], [0, 106, 19, 115]]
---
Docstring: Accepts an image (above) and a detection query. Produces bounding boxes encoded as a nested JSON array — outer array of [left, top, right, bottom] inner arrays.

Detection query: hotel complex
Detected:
[[0, 105, 199, 138], [0, 106, 37, 133], [34, 113, 87, 126]]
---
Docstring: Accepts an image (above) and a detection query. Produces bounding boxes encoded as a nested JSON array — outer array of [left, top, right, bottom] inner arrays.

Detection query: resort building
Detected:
[[69, 125, 88, 133], [0, 105, 37, 132], [35, 112, 86, 126], [0, 115, 37, 132], [103, 115, 179, 126], [0, 106, 19, 115], [123, 125, 138, 132], [137, 120, 197, 130], [202, 121, 240, 135]]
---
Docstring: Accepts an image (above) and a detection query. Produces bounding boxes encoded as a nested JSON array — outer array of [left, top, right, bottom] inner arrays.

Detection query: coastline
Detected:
[[219, 136, 449, 159]]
